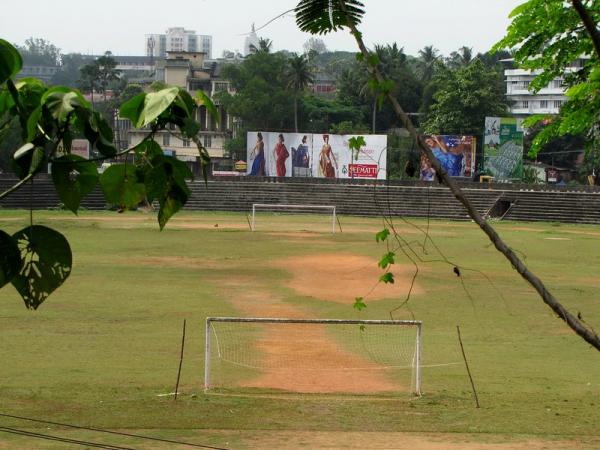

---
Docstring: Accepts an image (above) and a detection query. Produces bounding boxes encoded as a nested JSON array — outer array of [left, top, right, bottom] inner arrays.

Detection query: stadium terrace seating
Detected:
[[1, 175, 599, 225]]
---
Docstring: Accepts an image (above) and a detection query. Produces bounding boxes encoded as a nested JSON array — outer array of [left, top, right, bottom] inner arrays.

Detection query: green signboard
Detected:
[[484, 117, 524, 180]]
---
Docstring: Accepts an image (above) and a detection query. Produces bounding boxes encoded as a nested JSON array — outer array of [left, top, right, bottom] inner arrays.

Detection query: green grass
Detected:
[[0, 209, 600, 448]]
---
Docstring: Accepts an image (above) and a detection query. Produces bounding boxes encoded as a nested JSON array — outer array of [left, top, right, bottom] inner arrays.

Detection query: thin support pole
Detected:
[[456, 325, 480, 408], [174, 319, 186, 401], [251, 204, 256, 231], [332, 207, 336, 234], [204, 318, 211, 391]]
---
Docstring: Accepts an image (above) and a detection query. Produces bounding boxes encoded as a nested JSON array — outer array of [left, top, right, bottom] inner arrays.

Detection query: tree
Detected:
[[218, 51, 295, 130], [16, 37, 60, 66], [51, 53, 92, 87], [285, 54, 315, 132], [422, 59, 508, 135], [0, 39, 215, 309], [447, 46, 473, 69], [95, 52, 121, 101], [303, 37, 328, 55], [249, 38, 273, 54], [417, 45, 439, 82], [493, 0, 600, 160], [79, 62, 100, 106], [295, 0, 600, 351]]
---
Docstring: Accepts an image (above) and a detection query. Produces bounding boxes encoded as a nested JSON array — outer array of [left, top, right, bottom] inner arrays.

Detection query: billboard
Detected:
[[419, 135, 476, 181], [484, 117, 524, 180], [247, 132, 387, 180]]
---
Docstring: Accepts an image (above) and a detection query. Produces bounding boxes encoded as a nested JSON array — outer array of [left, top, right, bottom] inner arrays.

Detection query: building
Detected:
[[504, 58, 587, 117], [243, 24, 260, 56], [16, 65, 59, 83], [146, 28, 212, 60], [129, 51, 234, 175]]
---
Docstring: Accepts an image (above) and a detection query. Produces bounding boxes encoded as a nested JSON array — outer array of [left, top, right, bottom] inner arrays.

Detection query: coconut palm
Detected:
[[285, 53, 314, 132], [417, 45, 439, 81]]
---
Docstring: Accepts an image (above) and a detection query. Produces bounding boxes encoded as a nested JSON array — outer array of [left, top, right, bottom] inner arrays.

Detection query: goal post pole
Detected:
[[332, 206, 336, 234], [415, 322, 422, 396], [204, 318, 212, 391], [251, 204, 256, 231]]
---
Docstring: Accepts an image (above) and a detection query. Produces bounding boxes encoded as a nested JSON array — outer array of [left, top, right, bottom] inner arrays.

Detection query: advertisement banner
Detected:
[[247, 132, 387, 180], [419, 135, 476, 181], [484, 117, 524, 180]]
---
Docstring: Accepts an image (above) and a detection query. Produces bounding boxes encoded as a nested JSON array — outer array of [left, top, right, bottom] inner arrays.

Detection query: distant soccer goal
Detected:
[[205, 317, 422, 396], [250, 203, 337, 233]]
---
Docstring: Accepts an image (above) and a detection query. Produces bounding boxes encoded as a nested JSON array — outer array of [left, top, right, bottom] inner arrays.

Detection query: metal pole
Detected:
[[204, 318, 211, 392], [251, 204, 256, 231], [415, 322, 422, 396]]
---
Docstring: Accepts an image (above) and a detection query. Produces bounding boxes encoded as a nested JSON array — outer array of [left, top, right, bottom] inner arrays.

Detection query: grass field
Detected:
[[0, 209, 599, 449]]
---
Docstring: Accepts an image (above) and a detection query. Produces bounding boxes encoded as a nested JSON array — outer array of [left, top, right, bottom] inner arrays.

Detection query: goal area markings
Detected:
[[205, 317, 422, 396]]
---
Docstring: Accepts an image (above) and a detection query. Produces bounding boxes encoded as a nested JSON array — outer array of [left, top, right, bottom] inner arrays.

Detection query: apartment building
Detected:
[[504, 58, 587, 116]]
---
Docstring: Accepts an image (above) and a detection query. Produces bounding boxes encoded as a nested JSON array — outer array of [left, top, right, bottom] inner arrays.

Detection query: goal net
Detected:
[[205, 317, 422, 396], [250, 203, 337, 233]]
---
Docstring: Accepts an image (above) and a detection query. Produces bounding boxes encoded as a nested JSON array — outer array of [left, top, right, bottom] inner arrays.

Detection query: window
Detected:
[[553, 80, 563, 88], [522, 100, 529, 108], [540, 100, 548, 108], [182, 137, 190, 147], [554, 100, 563, 108], [162, 134, 170, 146], [203, 135, 212, 148], [522, 80, 531, 88]]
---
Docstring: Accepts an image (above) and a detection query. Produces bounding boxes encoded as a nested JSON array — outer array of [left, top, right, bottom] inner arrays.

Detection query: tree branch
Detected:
[[0, 173, 34, 200], [571, 0, 600, 60], [337, 0, 600, 352]]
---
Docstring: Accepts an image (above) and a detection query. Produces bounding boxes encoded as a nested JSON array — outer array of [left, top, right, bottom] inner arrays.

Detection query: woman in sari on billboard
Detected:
[[319, 134, 337, 178], [273, 133, 290, 177], [249, 132, 266, 176]]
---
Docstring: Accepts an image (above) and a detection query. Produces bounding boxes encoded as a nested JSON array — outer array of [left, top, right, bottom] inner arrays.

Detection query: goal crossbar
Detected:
[[251, 203, 337, 233], [205, 317, 422, 395]]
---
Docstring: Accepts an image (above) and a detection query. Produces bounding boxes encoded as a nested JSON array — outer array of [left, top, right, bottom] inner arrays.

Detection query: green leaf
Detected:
[[295, 0, 365, 35], [348, 136, 366, 151], [51, 155, 99, 214], [353, 297, 367, 311], [134, 140, 163, 166], [26, 106, 42, 142], [375, 228, 390, 243], [12, 144, 45, 178], [138, 87, 179, 128], [145, 156, 192, 229], [0, 39, 23, 83], [100, 164, 146, 209], [195, 90, 219, 125], [378, 252, 395, 269], [175, 89, 196, 117], [0, 230, 22, 288], [182, 117, 200, 138], [13, 142, 35, 160], [119, 92, 146, 125], [379, 272, 395, 284], [42, 87, 87, 122], [11, 225, 72, 310]]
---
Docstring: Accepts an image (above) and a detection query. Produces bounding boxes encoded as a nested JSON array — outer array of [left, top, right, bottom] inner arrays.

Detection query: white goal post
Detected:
[[250, 203, 337, 233], [205, 317, 422, 396]]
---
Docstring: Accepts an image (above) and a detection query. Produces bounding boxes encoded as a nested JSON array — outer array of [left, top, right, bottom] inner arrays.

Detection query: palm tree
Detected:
[[95, 51, 121, 101], [250, 38, 273, 54], [285, 54, 314, 132], [448, 46, 473, 69], [79, 63, 100, 107], [417, 45, 439, 81]]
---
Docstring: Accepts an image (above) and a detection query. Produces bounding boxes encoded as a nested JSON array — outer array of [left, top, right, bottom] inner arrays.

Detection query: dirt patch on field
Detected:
[[172, 221, 249, 230], [221, 280, 399, 394], [278, 254, 422, 304]]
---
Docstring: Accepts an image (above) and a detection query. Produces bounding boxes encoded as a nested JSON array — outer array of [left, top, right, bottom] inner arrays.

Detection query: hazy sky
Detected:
[[1, 0, 525, 57]]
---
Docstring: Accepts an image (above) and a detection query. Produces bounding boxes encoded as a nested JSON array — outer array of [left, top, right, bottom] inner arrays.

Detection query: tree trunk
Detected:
[[372, 97, 377, 133], [294, 96, 299, 133], [337, 0, 600, 352]]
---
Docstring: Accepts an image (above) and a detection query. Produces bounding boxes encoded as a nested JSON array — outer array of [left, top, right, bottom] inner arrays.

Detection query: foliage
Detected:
[[493, 0, 600, 155], [285, 53, 315, 132], [422, 60, 507, 135], [295, 0, 365, 35], [51, 53, 92, 87], [218, 51, 295, 130], [0, 39, 216, 309], [16, 37, 61, 66]]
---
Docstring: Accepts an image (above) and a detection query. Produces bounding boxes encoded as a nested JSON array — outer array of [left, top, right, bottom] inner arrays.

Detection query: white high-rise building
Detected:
[[146, 27, 212, 59]]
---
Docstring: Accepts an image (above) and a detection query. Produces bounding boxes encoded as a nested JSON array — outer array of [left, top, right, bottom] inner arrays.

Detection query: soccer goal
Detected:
[[205, 317, 422, 396], [250, 203, 337, 233]]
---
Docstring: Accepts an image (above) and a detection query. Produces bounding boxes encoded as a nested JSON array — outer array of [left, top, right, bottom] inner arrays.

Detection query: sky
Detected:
[[1, 0, 525, 58]]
